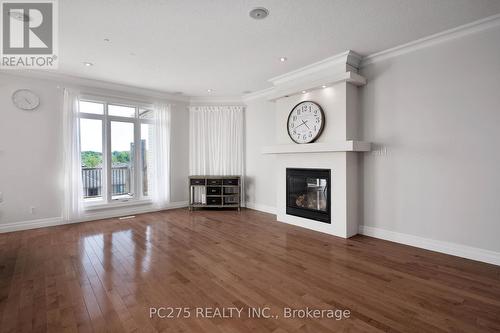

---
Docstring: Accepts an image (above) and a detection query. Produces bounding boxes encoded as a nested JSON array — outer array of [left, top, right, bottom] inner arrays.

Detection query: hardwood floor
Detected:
[[0, 208, 499, 332]]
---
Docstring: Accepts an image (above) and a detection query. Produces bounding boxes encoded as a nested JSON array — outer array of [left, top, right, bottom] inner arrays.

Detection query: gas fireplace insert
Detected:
[[286, 168, 331, 223]]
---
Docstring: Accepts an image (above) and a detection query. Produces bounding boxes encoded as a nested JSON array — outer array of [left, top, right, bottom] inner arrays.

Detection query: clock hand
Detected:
[[301, 120, 310, 129], [294, 122, 305, 130], [24, 98, 31, 105]]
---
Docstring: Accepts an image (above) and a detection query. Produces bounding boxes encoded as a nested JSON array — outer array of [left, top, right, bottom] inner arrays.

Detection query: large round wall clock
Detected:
[[287, 101, 325, 144]]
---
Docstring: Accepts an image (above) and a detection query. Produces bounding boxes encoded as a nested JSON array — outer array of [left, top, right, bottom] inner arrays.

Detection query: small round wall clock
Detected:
[[12, 89, 40, 110], [287, 101, 325, 144]]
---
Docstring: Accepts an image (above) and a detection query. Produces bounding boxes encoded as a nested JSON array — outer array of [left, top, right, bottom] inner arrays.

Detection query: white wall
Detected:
[[244, 98, 276, 212], [361, 24, 500, 252], [0, 73, 189, 226], [0, 75, 64, 223]]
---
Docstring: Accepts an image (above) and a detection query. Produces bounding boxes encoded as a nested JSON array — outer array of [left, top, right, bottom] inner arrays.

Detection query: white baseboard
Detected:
[[0, 201, 189, 234], [359, 225, 500, 266], [0, 216, 66, 233], [245, 202, 277, 215]]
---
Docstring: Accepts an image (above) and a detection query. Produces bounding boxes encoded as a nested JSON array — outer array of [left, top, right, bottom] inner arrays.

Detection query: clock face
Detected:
[[287, 101, 325, 144], [12, 89, 40, 110]]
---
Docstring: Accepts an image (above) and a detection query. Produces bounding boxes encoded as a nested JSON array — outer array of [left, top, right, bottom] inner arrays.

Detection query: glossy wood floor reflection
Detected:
[[1, 209, 500, 332]]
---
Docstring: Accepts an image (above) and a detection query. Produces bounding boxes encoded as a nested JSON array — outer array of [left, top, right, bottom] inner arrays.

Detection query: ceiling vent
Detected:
[[249, 7, 269, 20]]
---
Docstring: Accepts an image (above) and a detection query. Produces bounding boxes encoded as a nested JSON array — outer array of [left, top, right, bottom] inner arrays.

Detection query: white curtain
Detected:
[[189, 105, 244, 203], [62, 89, 83, 221], [151, 103, 171, 208]]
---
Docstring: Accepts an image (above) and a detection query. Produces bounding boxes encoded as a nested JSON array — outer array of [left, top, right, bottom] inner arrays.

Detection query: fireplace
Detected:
[[286, 168, 331, 223]]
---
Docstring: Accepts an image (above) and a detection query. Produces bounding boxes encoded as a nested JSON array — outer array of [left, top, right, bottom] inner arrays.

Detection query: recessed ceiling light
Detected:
[[249, 7, 269, 20], [207, 89, 212, 93], [279, 57, 287, 62], [322, 85, 327, 88], [301, 90, 307, 94], [83, 62, 93, 67]]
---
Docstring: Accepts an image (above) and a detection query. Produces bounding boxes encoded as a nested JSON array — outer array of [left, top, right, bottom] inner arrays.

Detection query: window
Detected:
[[78, 97, 154, 206]]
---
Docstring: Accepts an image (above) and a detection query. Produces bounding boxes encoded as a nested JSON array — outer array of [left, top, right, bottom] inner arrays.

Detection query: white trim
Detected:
[[359, 225, 500, 266], [0, 201, 188, 234], [242, 87, 275, 102], [245, 202, 277, 215], [189, 95, 244, 106], [79, 93, 155, 110], [268, 50, 362, 85], [243, 71, 366, 102], [245, 14, 500, 99], [84, 199, 153, 211], [361, 13, 500, 67], [267, 71, 366, 101], [262, 141, 371, 154], [0, 217, 66, 234], [3, 14, 500, 102], [1, 70, 190, 102]]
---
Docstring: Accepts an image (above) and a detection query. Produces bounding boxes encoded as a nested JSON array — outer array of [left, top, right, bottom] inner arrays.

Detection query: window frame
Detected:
[[78, 94, 154, 209]]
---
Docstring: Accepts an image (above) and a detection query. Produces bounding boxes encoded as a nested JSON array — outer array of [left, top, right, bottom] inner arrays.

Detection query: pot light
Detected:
[[249, 7, 269, 20], [280, 57, 287, 62], [322, 85, 327, 88], [207, 89, 213, 93], [301, 90, 307, 94], [83, 62, 93, 67]]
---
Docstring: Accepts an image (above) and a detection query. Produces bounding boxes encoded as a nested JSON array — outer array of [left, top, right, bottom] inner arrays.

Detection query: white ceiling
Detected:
[[59, 0, 500, 97]]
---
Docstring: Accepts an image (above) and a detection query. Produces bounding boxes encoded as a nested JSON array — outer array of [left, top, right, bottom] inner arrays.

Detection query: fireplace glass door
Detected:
[[286, 168, 331, 223]]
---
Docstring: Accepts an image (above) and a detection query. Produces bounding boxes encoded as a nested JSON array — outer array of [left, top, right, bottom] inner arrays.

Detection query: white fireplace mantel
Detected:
[[264, 50, 367, 239], [262, 141, 371, 154]]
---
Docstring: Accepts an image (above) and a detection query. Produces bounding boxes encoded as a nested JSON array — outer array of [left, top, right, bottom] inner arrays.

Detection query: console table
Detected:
[[188, 176, 241, 211]]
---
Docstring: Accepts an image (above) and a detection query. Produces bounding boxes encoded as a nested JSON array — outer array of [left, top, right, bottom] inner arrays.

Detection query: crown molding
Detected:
[[241, 86, 275, 102], [244, 14, 500, 101], [189, 95, 244, 106], [267, 71, 366, 101], [3, 14, 500, 102], [268, 50, 362, 86], [0, 70, 191, 102], [361, 13, 500, 67], [241, 68, 366, 103]]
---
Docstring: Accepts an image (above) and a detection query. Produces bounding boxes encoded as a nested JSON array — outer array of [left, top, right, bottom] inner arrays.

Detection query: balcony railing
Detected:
[[82, 166, 131, 198]]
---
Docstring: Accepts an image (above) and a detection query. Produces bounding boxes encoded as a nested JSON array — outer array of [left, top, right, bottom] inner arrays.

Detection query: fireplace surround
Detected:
[[261, 50, 370, 238], [286, 168, 331, 223]]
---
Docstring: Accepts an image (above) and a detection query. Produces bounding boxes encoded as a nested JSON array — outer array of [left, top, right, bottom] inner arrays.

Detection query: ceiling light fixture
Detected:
[[249, 7, 269, 20], [83, 62, 93, 67], [279, 57, 287, 62], [302, 90, 307, 94], [207, 89, 212, 93], [322, 85, 327, 88]]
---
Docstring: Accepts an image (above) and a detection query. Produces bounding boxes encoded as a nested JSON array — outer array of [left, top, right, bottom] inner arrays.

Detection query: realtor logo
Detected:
[[1, 0, 58, 68]]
